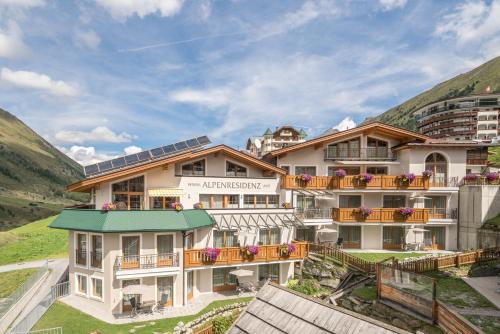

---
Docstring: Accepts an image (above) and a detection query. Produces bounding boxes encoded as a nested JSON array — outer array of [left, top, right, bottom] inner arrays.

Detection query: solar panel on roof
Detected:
[[137, 151, 151, 161], [124, 154, 139, 164], [150, 147, 165, 157], [111, 157, 126, 168], [83, 136, 211, 177], [84, 164, 99, 175], [197, 136, 210, 145], [98, 160, 113, 171], [174, 141, 188, 150], [186, 138, 199, 147], [162, 144, 175, 154]]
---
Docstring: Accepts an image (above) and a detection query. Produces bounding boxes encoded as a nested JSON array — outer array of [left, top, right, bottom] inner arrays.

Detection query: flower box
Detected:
[[101, 202, 116, 211], [355, 206, 373, 218], [202, 248, 221, 262], [399, 173, 416, 184], [422, 170, 433, 178], [356, 173, 373, 184], [334, 169, 347, 177], [170, 202, 184, 211], [279, 243, 295, 257], [240, 245, 259, 260], [398, 207, 414, 218], [299, 173, 313, 183]]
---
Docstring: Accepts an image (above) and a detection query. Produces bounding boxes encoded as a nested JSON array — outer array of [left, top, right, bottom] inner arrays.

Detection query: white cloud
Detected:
[[74, 29, 101, 50], [0, 21, 29, 59], [124, 145, 142, 155], [157, 62, 184, 72], [0, 67, 79, 97], [60, 145, 117, 165], [333, 117, 357, 131], [0, 0, 45, 8], [435, 1, 500, 45], [54, 126, 137, 144], [169, 88, 230, 108], [198, 0, 212, 21], [379, 0, 407, 11], [94, 0, 184, 21]]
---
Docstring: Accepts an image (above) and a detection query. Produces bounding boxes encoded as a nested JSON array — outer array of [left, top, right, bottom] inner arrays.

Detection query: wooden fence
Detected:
[[435, 300, 484, 334], [309, 243, 376, 273], [193, 323, 213, 334]]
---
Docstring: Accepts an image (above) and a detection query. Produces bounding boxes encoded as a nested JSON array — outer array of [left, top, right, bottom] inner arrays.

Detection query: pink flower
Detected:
[[357, 173, 373, 183], [398, 207, 414, 216], [203, 248, 221, 261], [422, 170, 433, 177], [356, 206, 373, 217], [335, 169, 347, 177], [300, 173, 313, 182]]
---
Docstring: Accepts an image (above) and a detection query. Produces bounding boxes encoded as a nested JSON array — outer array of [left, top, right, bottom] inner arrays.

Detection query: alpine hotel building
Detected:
[[50, 122, 488, 317]]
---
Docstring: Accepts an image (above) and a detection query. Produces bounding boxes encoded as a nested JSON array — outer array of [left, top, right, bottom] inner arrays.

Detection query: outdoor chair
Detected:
[[152, 292, 170, 313], [237, 281, 256, 296], [129, 297, 138, 318], [336, 237, 343, 249]]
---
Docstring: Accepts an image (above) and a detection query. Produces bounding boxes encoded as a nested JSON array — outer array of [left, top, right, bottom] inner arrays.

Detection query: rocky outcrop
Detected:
[[302, 255, 348, 289]]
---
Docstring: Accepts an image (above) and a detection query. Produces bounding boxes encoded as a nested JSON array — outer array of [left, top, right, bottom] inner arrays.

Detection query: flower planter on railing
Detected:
[[332, 208, 428, 223], [201, 248, 221, 263]]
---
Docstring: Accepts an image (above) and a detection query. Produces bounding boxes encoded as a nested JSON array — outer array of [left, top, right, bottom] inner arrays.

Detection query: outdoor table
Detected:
[[139, 300, 155, 314]]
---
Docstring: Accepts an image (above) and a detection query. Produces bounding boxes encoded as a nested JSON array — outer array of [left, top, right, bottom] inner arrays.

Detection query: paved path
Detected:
[[0, 259, 56, 273], [7, 258, 68, 331], [462, 276, 500, 310]]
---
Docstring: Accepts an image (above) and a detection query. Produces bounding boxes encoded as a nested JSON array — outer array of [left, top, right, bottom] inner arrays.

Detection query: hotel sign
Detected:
[[180, 177, 278, 194]]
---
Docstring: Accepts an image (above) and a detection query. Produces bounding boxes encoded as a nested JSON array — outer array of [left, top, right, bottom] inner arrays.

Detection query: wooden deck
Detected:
[[332, 208, 429, 223], [184, 242, 309, 268]]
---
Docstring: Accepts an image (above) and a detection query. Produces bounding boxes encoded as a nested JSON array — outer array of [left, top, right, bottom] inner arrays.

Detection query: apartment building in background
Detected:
[[415, 93, 500, 142], [265, 122, 489, 251], [246, 126, 307, 158]]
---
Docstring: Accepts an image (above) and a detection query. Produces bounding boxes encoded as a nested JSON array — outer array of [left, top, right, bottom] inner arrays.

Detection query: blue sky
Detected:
[[1, 0, 499, 165]]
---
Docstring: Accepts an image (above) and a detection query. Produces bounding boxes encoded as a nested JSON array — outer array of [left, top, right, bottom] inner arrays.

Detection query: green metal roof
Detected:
[[49, 209, 214, 233], [263, 128, 273, 136]]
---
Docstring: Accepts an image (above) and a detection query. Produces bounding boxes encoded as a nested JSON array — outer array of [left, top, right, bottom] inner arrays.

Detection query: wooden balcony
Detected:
[[332, 208, 429, 223], [281, 175, 430, 190], [184, 242, 309, 268]]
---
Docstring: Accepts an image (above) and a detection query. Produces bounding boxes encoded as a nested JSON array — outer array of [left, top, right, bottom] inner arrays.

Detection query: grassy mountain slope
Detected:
[[0, 108, 86, 230], [373, 56, 500, 130]]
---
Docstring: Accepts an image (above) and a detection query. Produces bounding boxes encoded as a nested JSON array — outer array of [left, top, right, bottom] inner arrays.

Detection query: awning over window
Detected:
[[295, 189, 336, 197], [210, 212, 304, 231], [148, 188, 185, 197]]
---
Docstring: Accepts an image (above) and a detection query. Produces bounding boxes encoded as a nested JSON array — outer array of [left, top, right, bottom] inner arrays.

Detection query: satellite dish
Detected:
[[254, 139, 262, 149]]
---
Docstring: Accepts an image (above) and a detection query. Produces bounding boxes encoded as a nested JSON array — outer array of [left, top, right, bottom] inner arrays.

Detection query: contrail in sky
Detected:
[[118, 31, 248, 52]]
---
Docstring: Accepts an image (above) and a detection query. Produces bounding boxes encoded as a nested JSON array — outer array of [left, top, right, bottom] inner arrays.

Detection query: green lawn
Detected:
[[0, 268, 38, 298], [34, 298, 253, 334], [348, 252, 427, 263], [351, 286, 377, 301], [465, 315, 500, 334], [425, 269, 497, 309], [0, 216, 67, 266]]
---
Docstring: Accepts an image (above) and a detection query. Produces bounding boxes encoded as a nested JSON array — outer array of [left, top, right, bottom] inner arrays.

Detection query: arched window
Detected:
[[425, 153, 448, 186]]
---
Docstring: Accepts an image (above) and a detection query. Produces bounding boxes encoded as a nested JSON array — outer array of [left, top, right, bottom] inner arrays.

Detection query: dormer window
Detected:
[[226, 161, 247, 177], [181, 159, 205, 176]]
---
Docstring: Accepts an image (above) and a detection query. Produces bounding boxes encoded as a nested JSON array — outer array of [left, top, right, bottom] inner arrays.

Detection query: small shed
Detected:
[[228, 282, 410, 334]]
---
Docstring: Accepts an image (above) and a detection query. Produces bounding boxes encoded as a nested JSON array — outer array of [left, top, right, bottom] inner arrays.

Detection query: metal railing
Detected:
[[427, 208, 458, 219], [8, 282, 69, 334], [428, 177, 459, 187], [11, 327, 63, 334], [114, 253, 179, 271], [295, 208, 332, 220], [0, 262, 49, 319], [324, 148, 397, 161], [75, 249, 86, 266]]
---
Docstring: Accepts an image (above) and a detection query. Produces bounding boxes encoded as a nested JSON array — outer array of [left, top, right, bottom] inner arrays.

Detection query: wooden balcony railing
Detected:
[[281, 175, 430, 190], [184, 242, 309, 268], [114, 253, 179, 271], [332, 208, 429, 223]]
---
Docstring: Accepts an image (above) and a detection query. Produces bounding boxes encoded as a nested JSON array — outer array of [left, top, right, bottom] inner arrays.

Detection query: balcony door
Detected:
[[338, 226, 361, 248], [424, 227, 446, 250], [213, 230, 238, 248], [76, 233, 87, 266], [122, 236, 140, 269], [91, 235, 102, 269], [122, 279, 141, 312], [425, 153, 448, 186], [187, 271, 194, 301], [425, 196, 447, 218], [367, 137, 388, 159], [258, 264, 279, 283], [157, 234, 174, 266], [213, 267, 237, 292], [157, 276, 174, 307], [383, 226, 404, 250], [383, 195, 406, 208], [259, 228, 280, 245], [339, 195, 361, 208]]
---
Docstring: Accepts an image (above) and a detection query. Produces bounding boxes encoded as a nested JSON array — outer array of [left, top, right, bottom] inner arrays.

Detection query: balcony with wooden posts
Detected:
[[281, 175, 430, 190], [184, 241, 309, 269], [114, 253, 180, 278], [332, 208, 429, 224]]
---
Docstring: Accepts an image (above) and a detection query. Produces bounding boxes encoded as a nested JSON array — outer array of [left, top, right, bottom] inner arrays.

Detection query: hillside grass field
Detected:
[[34, 298, 252, 334], [0, 216, 67, 266], [0, 268, 38, 298], [0, 195, 63, 231]]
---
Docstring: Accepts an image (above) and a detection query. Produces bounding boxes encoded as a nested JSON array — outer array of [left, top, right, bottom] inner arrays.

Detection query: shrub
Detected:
[[288, 279, 322, 296], [212, 311, 240, 334]]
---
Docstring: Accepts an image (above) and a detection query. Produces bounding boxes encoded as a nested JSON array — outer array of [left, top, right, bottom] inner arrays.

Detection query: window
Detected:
[[425, 196, 447, 217], [366, 166, 388, 175], [76, 233, 87, 266], [181, 159, 205, 176], [328, 166, 360, 176], [339, 226, 361, 248], [213, 230, 238, 248], [259, 228, 280, 245], [295, 227, 315, 242], [112, 176, 144, 210], [213, 267, 237, 291], [383, 195, 406, 208], [294, 166, 316, 176], [367, 137, 388, 158], [150, 196, 180, 209], [76, 274, 87, 295], [226, 161, 247, 177], [425, 153, 448, 186], [339, 195, 361, 208], [122, 236, 140, 257], [91, 277, 103, 299], [199, 194, 240, 208], [122, 279, 141, 312], [157, 235, 174, 254], [383, 227, 404, 249], [296, 194, 315, 211], [280, 165, 290, 174], [327, 138, 360, 159], [90, 235, 102, 269], [258, 264, 279, 282], [243, 195, 279, 208]]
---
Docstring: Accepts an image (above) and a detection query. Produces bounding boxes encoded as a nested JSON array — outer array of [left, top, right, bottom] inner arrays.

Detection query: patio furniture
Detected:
[[336, 237, 343, 249], [152, 292, 170, 313], [129, 297, 138, 318], [237, 281, 256, 295], [139, 300, 155, 314]]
